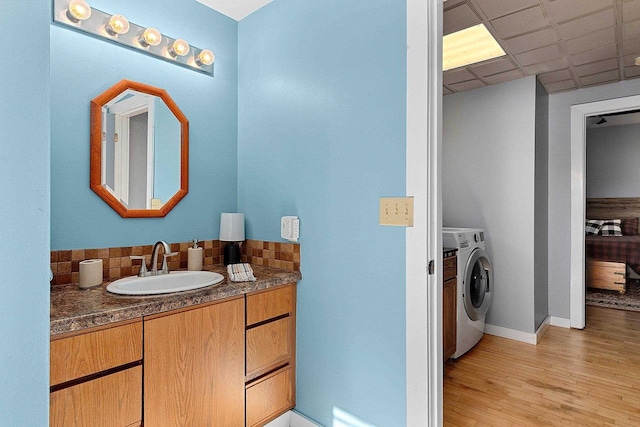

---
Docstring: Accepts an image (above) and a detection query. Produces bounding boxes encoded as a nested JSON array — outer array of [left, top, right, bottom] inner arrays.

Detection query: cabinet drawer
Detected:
[[50, 365, 142, 427], [50, 321, 143, 386], [444, 256, 456, 281], [586, 259, 626, 293], [247, 284, 294, 326], [246, 365, 294, 427], [246, 317, 292, 379]]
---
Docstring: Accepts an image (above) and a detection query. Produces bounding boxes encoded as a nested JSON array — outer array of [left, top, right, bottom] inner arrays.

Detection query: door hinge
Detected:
[[428, 260, 435, 275]]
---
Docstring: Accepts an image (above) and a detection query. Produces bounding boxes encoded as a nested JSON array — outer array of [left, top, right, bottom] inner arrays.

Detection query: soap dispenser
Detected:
[[188, 239, 203, 271]]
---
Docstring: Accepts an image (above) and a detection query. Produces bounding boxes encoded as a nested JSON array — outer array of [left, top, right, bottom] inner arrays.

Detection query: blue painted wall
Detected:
[[238, 1, 407, 425], [0, 0, 50, 424], [50, 0, 238, 250]]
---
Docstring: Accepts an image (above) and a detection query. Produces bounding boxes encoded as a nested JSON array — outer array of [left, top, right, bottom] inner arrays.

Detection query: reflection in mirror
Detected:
[[91, 80, 188, 217]]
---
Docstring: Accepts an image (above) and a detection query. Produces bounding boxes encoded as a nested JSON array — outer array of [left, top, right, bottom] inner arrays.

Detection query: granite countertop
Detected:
[[51, 264, 302, 336]]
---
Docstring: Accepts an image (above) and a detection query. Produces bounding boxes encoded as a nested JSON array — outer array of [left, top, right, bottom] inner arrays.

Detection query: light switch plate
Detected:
[[151, 199, 162, 209], [379, 197, 414, 226]]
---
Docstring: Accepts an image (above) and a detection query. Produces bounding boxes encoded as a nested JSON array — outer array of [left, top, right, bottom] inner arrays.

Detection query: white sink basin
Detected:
[[106, 271, 225, 295]]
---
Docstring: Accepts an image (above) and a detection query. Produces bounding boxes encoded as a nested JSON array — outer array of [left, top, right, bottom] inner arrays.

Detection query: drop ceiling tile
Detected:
[[443, 0, 468, 10], [543, 79, 577, 93], [472, 0, 540, 19], [469, 57, 515, 76], [440, 0, 636, 94], [623, 35, 640, 54], [538, 69, 572, 84], [443, 68, 476, 85], [443, 86, 454, 95], [482, 69, 525, 85], [625, 65, 640, 78], [579, 69, 619, 85], [570, 44, 618, 65], [574, 58, 619, 77], [563, 27, 616, 54], [557, 8, 615, 41], [444, 4, 482, 35], [624, 20, 640, 40], [624, 53, 640, 66], [623, 0, 640, 22], [515, 44, 562, 66], [491, 6, 549, 39], [504, 28, 557, 55], [543, 0, 613, 24], [449, 79, 486, 92], [523, 58, 568, 74]]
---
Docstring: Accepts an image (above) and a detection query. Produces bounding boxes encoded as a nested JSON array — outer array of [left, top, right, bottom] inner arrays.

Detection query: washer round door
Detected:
[[462, 248, 493, 321]]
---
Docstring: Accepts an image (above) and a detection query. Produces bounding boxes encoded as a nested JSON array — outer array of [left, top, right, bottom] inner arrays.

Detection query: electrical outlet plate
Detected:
[[151, 199, 163, 209], [281, 216, 300, 242], [379, 197, 414, 226]]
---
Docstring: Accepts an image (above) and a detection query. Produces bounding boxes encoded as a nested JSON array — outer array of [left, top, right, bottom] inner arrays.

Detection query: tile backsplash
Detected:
[[50, 239, 300, 286]]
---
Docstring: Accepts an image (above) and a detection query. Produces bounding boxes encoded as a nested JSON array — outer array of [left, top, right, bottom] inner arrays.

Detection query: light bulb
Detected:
[[139, 28, 162, 47], [196, 49, 215, 66], [169, 39, 190, 57], [105, 14, 130, 36], [67, 0, 91, 22]]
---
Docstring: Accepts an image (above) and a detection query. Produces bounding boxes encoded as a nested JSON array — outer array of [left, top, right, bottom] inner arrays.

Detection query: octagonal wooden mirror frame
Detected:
[[90, 80, 189, 218]]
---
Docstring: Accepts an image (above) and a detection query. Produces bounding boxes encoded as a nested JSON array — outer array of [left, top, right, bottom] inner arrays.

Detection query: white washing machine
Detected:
[[442, 227, 493, 359]]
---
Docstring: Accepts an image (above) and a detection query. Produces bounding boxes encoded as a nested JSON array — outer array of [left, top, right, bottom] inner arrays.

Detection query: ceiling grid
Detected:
[[444, 0, 640, 94]]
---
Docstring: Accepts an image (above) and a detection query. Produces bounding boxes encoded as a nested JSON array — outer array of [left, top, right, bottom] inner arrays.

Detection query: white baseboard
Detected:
[[484, 323, 537, 344], [535, 317, 551, 344], [548, 315, 571, 328], [264, 411, 322, 427], [291, 411, 322, 427], [485, 314, 572, 345]]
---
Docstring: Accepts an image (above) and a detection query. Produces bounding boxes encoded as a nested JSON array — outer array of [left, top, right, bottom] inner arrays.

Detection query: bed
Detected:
[[585, 198, 640, 294]]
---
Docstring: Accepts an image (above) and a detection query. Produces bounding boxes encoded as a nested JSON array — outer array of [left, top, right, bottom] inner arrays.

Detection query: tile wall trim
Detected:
[[50, 239, 300, 286]]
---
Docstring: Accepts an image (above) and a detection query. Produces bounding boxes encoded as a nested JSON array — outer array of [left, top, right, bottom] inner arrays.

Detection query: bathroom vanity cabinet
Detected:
[[49, 320, 143, 427], [49, 283, 296, 427], [144, 296, 245, 426], [443, 253, 457, 360]]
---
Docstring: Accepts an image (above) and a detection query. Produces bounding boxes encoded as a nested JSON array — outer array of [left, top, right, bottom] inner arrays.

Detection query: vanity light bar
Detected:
[[52, 0, 215, 76]]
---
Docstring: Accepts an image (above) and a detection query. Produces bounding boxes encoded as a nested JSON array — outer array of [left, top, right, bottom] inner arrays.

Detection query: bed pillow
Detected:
[[622, 218, 640, 235], [601, 219, 623, 236], [585, 219, 604, 235]]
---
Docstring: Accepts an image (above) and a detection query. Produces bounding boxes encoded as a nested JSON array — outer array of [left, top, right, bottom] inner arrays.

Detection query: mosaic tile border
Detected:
[[50, 239, 300, 286], [241, 240, 300, 272]]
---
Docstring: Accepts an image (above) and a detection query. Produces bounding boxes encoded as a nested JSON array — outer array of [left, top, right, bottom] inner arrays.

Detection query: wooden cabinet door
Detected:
[[50, 321, 142, 387], [50, 366, 142, 427], [246, 365, 294, 427], [144, 297, 245, 427], [443, 277, 457, 360], [246, 317, 293, 380]]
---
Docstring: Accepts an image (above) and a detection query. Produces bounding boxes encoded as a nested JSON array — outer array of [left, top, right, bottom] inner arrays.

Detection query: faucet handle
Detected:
[[130, 255, 148, 276], [161, 251, 180, 273]]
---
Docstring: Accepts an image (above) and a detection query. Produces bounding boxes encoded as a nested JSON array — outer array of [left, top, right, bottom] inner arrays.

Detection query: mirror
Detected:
[[90, 80, 189, 218]]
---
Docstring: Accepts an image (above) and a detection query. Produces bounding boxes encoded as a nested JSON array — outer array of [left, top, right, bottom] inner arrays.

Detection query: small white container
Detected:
[[188, 239, 203, 271]]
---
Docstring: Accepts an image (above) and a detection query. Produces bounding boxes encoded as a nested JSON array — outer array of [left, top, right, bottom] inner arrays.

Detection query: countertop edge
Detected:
[[51, 266, 301, 336]]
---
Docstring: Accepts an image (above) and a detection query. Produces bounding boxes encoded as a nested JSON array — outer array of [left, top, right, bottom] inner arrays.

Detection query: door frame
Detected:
[[406, 0, 442, 425], [569, 94, 640, 329]]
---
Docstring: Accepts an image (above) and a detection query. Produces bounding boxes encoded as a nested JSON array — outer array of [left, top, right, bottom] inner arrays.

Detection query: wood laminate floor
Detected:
[[444, 306, 640, 426]]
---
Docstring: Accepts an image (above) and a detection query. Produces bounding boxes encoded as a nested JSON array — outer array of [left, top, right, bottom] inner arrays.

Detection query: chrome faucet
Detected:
[[130, 240, 178, 277], [151, 240, 172, 275]]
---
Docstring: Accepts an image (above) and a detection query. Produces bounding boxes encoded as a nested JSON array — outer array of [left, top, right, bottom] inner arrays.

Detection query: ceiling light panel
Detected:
[[443, 23, 506, 71]]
